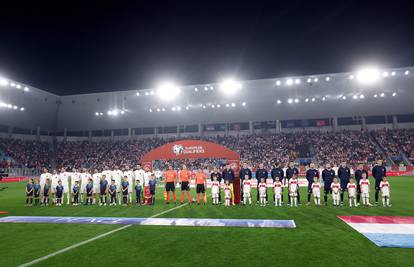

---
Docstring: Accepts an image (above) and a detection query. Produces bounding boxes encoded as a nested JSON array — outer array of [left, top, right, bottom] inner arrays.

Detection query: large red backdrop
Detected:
[[141, 139, 241, 203]]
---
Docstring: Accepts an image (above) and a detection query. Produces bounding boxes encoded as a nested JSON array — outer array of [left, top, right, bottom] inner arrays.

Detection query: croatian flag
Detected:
[[339, 216, 414, 248]]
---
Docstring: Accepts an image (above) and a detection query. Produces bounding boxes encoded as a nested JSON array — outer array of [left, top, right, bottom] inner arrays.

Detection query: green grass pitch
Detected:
[[1, 177, 414, 266]]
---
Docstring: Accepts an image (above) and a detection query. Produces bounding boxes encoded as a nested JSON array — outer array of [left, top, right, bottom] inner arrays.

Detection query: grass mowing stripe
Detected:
[[18, 201, 191, 267]]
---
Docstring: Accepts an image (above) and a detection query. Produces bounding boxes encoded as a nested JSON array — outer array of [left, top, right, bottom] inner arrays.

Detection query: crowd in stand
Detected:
[[1, 129, 414, 172]]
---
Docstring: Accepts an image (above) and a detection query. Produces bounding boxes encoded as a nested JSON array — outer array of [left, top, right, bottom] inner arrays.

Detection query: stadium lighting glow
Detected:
[[392, 92, 397, 96], [150, 90, 155, 95], [112, 110, 119, 116], [326, 76, 330, 81], [95, 112, 99, 116], [0, 77, 8, 86], [382, 71, 389, 77], [20, 107, 25, 111], [380, 93, 385, 97], [307, 78, 312, 83], [156, 108, 160, 112], [136, 92, 140, 96], [356, 67, 380, 84], [7, 104, 12, 109], [145, 92, 149, 96], [349, 75, 354, 80], [305, 98, 309, 102], [100, 112, 103, 115], [276, 80, 281, 86], [295, 79, 300, 84], [231, 102, 236, 107], [225, 103, 230, 107], [107, 111, 112, 115], [176, 106, 181, 111], [353, 95, 358, 99], [120, 110, 125, 114], [149, 108, 153, 112], [13, 106, 18, 109], [277, 100, 282, 104], [241, 102, 246, 106], [294, 98, 299, 103], [202, 105, 206, 109], [157, 82, 180, 101], [210, 86, 214, 90], [172, 107, 176, 111], [313, 78, 318, 82], [161, 108, 166, 112], [16, 84, 21, 89], [185, 106, 190, 110], [311, 98, 316, 102], [211, 104, 215, 109], [360, 94, 364, 99], [373, 94, 378, 98], [322, 97, 326, 101], [24, 87, 29, 92], [216, 104, 221, 108], [10, 83, 16, 87], [342, 96, 347, 100], [220, 79, 242, 95], [204, 86, 208, 91], [287, 99, 293, 104], [391, 71, 396, 76], [405, 70, 410, 75], [286, 79, 293, 86], [194, 87, 198, 92]]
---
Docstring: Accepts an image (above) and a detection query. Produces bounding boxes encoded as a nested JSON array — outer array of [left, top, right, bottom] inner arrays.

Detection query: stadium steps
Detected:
[[369, 132, 395, 165]]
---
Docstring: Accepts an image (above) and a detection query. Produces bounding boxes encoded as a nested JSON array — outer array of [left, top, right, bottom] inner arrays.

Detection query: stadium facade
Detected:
[[0, 67, 413, 140]]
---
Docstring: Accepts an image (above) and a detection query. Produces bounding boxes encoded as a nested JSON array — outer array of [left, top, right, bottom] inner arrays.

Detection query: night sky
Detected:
[[0, 0, 413, 95]]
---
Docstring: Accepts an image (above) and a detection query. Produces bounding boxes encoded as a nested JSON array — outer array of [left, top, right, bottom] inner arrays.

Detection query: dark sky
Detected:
[[0, 0, 413, 95]]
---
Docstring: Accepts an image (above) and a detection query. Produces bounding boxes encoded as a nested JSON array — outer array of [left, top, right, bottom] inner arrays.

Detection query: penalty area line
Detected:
[[18, 203, 189, 267]]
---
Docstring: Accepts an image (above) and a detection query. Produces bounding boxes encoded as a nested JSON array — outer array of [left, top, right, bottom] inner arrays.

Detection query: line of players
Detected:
[[25, 159, 391, 207]]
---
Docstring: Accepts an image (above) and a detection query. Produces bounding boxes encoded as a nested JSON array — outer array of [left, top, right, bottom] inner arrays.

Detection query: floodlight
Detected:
[[20, 107, 25, 111], [353, 95, 358, 99], [307, 78, 312, 83], [24, 87, 29, 92], [112, 110, 119, 116], [13, 106, 18, 109], [194, 88, 198, 92], [311, 98, 316, 102], [380, 93, 385, 97], [382, 71, 389, 77], [172, 107, 176, 111], [225, 103, 230, 107], [220, 79, 242, 95], [210, 86, 214, 90], [277, 100, 282, 104], [305, 98, 309, 102], [349, 75, 354, 80], [294, 98, 299, 103], [156, 108, 160, 112], [0, 77, 8, 86], [204, 86, 208, 91], [16, 84, 21, 89], [276, 80, 281, 86], [95, 112, 99, 116], [120, 110, 125, 114], [185, 106, 190, 110], [326, 76, 330, 81], [202, 105, 206, 109], [287, 99, 293, 104], [136, 92, 140, 96], [149, 108, 153, 112], [405, 70, 410, 75], [391, 71, 396, 76], [231, 102, 236, 107], [10, 83, 15, 87], [322, 97, 326, 101], [161, 108, 166, 112], [356, 67, 380, 84], [242, 102, 246, 106], [392, 92, 397, 96], [176, 106, 181, 111], [360, 94, 364, 99], [342, 96, 347, 100], [286, 79, 293, 86], [145, 92, 149, 96], [295, 79, 300, 84], [150, 90, 155, 95], [216, 104, 221, 108], [157, 82, 180, 101], [313, 78, 318, 82], [373, 94, 378, 98]]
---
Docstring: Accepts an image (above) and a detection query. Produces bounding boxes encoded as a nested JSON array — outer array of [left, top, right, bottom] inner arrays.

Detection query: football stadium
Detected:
[[1, 2, 414, 267]]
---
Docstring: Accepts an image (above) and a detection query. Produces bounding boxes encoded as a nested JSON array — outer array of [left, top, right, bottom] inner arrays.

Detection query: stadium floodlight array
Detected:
[[219, 79, 242, 95], [157, 82, 180, 101], [0, 76, 30, 92], [0, 101, 25, 111]]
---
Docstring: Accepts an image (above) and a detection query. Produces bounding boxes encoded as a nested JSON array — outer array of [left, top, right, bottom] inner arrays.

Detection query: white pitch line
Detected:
[[18, 203, 189, 267]]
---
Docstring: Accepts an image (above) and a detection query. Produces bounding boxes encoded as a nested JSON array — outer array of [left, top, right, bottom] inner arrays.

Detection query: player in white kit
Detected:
[[273, 177, 283, 206], [242, 176, 252, 205], [258, 178, 267, 206], [92, 169, 101, 204], [224, 180, 231, 206], [380, 177, 391, 207], [51, 169, 60, 204], [347, 178, 358, 207], [331, 178, 341, 207], [112, 166, 123, 204], [311, 177, 321, 206], [101, 166, 112, 185], [123, 166, 134, 204], [80, 168, 92, 204], [39, 168, 52, 194], [211, 176, 220, 205], [134, 164, 146, 186], [59, 167, 71, 205], [288, 175, 299, 207], [359, 173, 371, 206]]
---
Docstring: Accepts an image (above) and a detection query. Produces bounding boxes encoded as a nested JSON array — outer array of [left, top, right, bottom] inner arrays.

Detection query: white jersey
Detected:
[[258, 182, 267, 197], [92, 173, 101, 191], [211, 181, 220, 195], [59, 172, 71, 193], [81, 172, 92, 186], [347, 183, 357, 197], [40, 172, 52, 187], [154, 170, 163, 180], [111, 170, 123, 185], [380, 181, 390, 196], [71, 172, 82, 184], [224, 186, 231, 199], [101, 170, 112, 183], [311, 182, 321, 197], [359, 179, 370, 194], [273, 181, 283, 196], [51, 174, 60, 187], [289, 180, 298, 193], [143, 171, 153, 186], [134, 169, 146, 185], [243, 180, 252, 194]]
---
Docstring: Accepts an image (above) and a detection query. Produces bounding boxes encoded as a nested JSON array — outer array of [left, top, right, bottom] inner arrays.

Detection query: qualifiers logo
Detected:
[[172, 144, 184, 156], [172, 144, 205, 156]]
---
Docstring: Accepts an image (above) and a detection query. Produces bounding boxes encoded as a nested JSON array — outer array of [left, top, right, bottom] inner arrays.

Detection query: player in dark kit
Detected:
[[372, 159, 387, 206], [271, 162, 284, 203], [306, 163, 319, 206], [322, 163, 335, 206], [337, 161, 351, 206], [354, 163, 368, 205], [285, 162, 299, 205], [255, 163, 268, 203]]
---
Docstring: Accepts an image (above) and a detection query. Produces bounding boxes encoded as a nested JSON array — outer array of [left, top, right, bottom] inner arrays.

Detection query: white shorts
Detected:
[[62, 184, 69, 194], [212, 193, 219, 199], [243, 192, 251, 198], [361, 192, 369, 198], [275, 193, 282, 199], [332, 192, 340, 200], [381, 192, 390, 197], [93, 184, 100, 193], [289, 192, 297, 197]]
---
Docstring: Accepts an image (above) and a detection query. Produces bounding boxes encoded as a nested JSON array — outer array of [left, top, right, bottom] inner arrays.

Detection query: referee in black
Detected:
[[372, 159, 387, 206]]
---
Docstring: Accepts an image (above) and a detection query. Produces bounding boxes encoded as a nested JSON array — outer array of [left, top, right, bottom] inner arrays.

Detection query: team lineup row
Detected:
[[24, 159, 391, 207]]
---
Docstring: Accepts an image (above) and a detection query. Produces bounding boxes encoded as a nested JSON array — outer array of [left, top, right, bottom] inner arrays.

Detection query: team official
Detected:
[[306, 162, 319, 206], [337, 161, 351, 206], [322, 163, 335, 206], [372, 159, 387, 206], [255, 163, 268, 203]]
